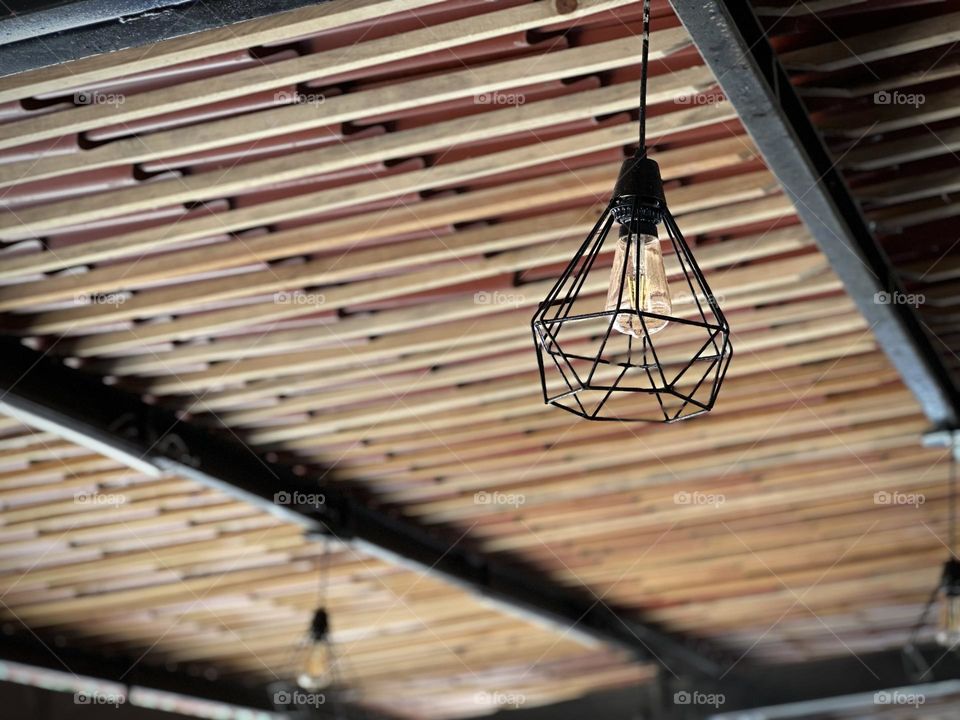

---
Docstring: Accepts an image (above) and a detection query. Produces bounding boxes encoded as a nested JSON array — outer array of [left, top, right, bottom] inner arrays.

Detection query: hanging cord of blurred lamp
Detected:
[[904, 443, 960, 680], [530, 0, 732, 423]]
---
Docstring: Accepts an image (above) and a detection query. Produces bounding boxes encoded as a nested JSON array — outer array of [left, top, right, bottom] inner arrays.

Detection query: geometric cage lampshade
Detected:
[[531, 155, 733, 423]]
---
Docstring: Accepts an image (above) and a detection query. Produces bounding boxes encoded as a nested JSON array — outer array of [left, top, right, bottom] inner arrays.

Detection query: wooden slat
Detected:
[[779, 10, 960, 71], [0, 0, 446, 104], [0, 0, 639, 152]]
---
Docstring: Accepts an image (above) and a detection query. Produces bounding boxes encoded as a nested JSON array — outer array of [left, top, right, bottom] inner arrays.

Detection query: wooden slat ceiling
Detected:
[[764, 0, 960, 388], [0, 0, 958, 716], [0, 415, 647, 718]]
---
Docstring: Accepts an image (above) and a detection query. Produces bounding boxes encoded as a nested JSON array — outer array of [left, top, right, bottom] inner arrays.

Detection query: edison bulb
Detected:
[[297, 641, 332, 690], [937, 591, 960, 647], [605, 232, 672, 336]]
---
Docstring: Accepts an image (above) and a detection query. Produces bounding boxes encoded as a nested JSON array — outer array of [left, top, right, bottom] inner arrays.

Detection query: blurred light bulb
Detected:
[[937, 592, 960, 647], [605, 232, 672, 336], [936, 559, 960, 647], [297, 643, 332, 690], [297, 608, 332, 689]]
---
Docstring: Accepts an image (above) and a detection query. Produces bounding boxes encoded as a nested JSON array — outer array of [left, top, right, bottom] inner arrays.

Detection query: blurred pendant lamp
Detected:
[[531, 0, 731, 423], [297, 607, 334, 690], [904, 448, 960, 679], [938, 447, 960, 647], [295, 540, 342, 692]]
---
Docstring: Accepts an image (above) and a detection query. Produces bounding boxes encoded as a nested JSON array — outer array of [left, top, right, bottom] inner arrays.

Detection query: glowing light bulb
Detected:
[[937, 593, 960, 647], [297, 608, 333, 689], [938, 559, 960, 647], [297, 643, 332, 690], [605, 232, 672, 337]]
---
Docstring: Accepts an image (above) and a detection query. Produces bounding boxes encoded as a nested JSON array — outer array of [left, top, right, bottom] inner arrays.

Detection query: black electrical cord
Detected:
[[950, 444, 957, 557], [637, 0, 651, 155]]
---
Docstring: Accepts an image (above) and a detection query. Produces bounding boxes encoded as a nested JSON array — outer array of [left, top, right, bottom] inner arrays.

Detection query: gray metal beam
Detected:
[[668, 0, 960, 430], [495, 644, 960, 720]]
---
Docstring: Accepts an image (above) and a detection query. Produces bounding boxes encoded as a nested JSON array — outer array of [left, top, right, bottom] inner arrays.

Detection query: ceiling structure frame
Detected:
[[2, 0, 960, 717]]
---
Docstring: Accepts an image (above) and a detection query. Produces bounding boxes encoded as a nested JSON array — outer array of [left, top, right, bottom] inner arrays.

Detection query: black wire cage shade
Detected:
[[531, 156, 732, 423], [530, 0, 731, 423]]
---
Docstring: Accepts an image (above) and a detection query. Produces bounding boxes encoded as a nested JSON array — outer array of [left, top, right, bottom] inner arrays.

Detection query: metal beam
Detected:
[[0, 631, 275, 713], [495, 644, 960, 719], [668, 0, 960, 429], [0, 337, 728, 683]]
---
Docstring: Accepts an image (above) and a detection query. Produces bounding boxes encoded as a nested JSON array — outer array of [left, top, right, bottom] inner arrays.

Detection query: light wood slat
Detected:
[[843, 125, 960, 170], [335, 350, 885, 480], [753, 0, 867, 17], [172, 262, 827, 411], [859, 167, 960, 205], [350, 350, 890, 456], [869, 193, 960, 232], [403, 418, 920, 529], [278, 330, 873, 451], [216, 306, 864, 429], [58, 193, 793, 358], [511, 456, 940, 559], [779, 10, 960, 71], [242, 312, 864, 446], [0, 65, 714, 240], [0, 101, 733, 270], [817, 88, 960, 137], [78, 221, 802, 375], [183, 276, 846, 416], [799, 60, 960, 99], [0, 32, 688, 189], [0, 0, 639, 153], [134, 234, 816, 397], [0, 0, 446, 105], [231, 353, 889, 493], [477, 422, 928, 554], [648, 566, 936, 630], [402, 432, 927, 547], [0, 132, 756, 312], [17, 167, 775, 334]]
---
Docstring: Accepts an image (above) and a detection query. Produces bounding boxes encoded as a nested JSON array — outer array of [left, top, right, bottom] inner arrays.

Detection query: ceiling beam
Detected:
[[0, 631, 275, 714], [495, 644, 960, 719], [668, 0, 960, 430], [0, 337, 729, 685]]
